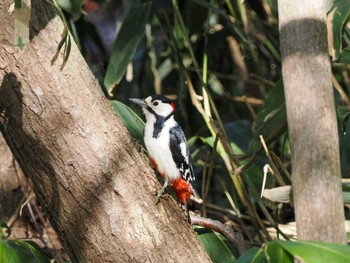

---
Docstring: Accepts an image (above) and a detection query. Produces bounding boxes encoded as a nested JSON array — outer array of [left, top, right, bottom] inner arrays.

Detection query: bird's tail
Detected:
[[189, 182, 199, 199]]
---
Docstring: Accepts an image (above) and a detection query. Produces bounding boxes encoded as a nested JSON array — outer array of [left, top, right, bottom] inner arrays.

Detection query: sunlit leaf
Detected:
[[0, 237, 50, 263], [237, 240, 350, 263], [277, 240, 350, 262], [56, 0, 84, 21], [104, 2, 152, 93], [267, 240, 294, 263]]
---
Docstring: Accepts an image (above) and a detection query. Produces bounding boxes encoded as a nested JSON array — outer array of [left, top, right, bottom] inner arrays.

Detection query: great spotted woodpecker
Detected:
[[130, 95, 196, 206]]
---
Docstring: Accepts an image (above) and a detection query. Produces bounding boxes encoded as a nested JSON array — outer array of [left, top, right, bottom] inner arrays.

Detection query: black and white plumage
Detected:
[[130, 95, 195, 204], [169, 124, 194, 182]]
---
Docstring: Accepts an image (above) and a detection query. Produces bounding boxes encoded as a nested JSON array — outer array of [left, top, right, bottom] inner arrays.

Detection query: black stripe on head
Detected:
[[150, 95, 173, 104], [151, 95, 176, 112]]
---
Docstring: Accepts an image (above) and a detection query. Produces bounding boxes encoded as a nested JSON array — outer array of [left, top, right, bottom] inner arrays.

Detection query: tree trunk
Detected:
[[0, 0, 212, 262], [278, 0, 346, 243]]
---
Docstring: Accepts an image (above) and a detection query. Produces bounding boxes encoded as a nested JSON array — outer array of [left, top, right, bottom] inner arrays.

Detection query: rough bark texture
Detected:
[[278, 0, 346, 243], [0, 0, 212, 262]]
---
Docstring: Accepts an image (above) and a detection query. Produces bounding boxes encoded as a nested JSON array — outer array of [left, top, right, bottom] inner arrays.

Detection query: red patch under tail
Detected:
[[172, 178, 192, 205]]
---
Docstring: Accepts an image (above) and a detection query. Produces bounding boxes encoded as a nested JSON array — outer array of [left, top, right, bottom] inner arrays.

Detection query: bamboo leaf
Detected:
[[0, 237, 50, 263], [104, 2, 152, 93], [56, 0, 84, 21], [249, 80, 287, 153], [194, 227, 236, 263], [237, 240, 350, 263]]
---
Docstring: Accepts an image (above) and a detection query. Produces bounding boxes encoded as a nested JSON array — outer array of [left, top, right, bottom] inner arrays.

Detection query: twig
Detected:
[[19, 192, 35, 216], [261, 164, 272, 198], [259, 135, 286, 186], [332, 75, 350, 108], [242, 95, 257, 120], [232, 96, 264, 106]]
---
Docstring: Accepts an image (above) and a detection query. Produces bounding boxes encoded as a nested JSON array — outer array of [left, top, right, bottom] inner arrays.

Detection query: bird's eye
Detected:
[[153, 101, 159, 106]]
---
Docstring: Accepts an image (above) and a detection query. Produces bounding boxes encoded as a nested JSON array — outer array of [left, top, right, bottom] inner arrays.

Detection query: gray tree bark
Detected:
[[0, 0, 212, 261], [278, 0, 346, 243]]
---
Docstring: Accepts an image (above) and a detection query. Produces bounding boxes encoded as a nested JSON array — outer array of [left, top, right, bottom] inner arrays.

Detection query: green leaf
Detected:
[[235, 247, 265, 263], [331, 0, 350, 60], [237, 240, 350, 263], [267, 240, 293, 263], [338, 47, 350, 64], [56, 0, 84, 21], [249, 79, 287, 153], [276, 240, 350, 262], [111, 100, 145, 144], [0, 239, 19, 263], [0, 239, 50, 263], [104, 2, 152, 92], [194, 227, 236, 263]]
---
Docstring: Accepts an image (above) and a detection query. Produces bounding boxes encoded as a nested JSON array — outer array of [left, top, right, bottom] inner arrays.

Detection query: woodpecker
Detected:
[[130, 95, 196, 206]]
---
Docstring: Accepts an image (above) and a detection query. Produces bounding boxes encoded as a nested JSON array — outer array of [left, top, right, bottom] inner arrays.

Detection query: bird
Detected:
[[129, 95, 196, 208]]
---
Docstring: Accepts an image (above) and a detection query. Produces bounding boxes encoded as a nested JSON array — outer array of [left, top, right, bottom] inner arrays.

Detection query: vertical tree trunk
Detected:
[[278, 0, 346, 243], [0, 0, 212, 261]]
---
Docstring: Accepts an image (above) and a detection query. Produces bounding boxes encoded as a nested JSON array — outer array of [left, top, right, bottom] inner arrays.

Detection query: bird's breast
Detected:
[[144, 121, 180, 181]]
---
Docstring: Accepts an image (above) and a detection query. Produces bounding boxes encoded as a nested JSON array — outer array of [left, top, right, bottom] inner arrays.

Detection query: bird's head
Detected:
[[130, 95, 176, 120]]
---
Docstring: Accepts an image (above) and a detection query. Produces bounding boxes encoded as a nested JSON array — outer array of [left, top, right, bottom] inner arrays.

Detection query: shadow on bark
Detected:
[[29, 0, 57, 41]]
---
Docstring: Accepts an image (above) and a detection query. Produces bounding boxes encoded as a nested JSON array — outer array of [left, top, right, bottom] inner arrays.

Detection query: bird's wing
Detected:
[[169, 124, 195, 182]]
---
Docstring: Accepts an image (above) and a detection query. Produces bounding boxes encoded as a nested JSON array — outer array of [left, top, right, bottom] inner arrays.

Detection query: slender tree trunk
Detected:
[[278, 0, 346, 243], [0, 0, 212, 262]]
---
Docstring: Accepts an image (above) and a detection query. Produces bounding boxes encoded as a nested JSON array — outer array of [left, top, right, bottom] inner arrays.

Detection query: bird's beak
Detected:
[[129, 98, 146, 107]]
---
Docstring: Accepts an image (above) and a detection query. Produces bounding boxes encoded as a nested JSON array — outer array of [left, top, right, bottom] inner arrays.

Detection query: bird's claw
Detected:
[[155, 189, 169, 205]]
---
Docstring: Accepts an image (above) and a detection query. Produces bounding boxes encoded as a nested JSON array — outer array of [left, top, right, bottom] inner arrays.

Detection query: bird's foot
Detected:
[[153, 189, 169, 205], [180, 203, 191, 223]]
